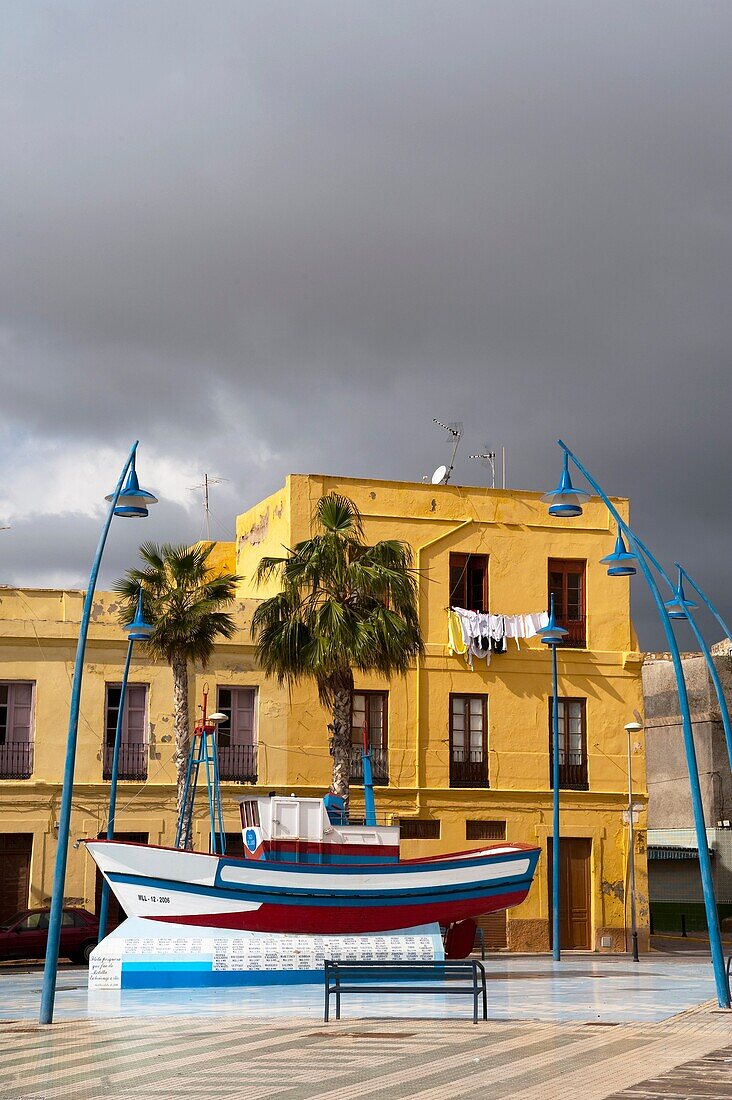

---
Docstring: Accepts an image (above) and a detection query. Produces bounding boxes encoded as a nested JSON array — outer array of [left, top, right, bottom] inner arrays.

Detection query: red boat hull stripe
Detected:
[[149, 889, 528, 935]]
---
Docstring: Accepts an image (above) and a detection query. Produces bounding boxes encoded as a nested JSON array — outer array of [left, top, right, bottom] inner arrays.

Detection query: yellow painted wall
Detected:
[[0, 473, 648, 953], [199, 540, 236, 577]]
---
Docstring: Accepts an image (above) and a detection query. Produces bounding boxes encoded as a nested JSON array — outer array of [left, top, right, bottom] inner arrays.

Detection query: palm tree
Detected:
[[252, 493, 424, 813], [115, 542, 240, 833]]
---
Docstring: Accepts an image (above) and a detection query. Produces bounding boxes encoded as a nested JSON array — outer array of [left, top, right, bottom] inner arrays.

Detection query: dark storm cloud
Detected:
[[1, 2, 730, 646]]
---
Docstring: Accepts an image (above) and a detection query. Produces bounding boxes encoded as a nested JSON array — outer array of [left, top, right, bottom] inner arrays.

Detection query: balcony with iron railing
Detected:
[[450, 749, 489, 788], [556, 616, 586, 648], [218, 743, 258, 784], [550, 754, 589, 791], [0, 742, 34, 779], [349, 746, 389, 786], [103, 743, 148, 781]]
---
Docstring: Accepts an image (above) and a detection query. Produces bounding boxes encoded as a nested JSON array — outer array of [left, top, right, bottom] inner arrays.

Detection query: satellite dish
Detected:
[[431, 465, 448, 485]]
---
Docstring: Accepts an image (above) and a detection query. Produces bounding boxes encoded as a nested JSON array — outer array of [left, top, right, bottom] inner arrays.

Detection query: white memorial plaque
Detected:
[[88, 955, 122, 990], [88, 917, 443, 989]]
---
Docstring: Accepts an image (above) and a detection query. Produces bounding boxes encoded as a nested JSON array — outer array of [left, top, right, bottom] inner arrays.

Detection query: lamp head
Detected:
[[541, 451, 590, 518], [106, 460, 158, 518], [124, 588, 154, 641], [538, 594, 568, 646], [624, 721, 643, 734], [207, 712, 227, 724], [600, 528, 637, 577], [664, 572, 698, 620]]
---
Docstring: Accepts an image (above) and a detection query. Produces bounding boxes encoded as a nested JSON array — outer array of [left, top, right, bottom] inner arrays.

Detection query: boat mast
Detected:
[[175, 683, 227, 854]]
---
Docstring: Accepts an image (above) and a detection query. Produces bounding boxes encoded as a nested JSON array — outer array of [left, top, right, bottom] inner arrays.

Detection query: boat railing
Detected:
[[343, 812, 396, 829]]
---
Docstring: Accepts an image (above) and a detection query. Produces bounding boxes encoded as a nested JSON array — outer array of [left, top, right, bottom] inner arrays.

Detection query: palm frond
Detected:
[[251, 493, 424, 698], [315, 493, 364, 538], [114, 542, 241, 666]]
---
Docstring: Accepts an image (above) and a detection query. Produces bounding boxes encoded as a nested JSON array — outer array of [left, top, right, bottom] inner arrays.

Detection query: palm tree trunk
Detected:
[[330, 669, 354, 818], [171, 654, 192, 847]]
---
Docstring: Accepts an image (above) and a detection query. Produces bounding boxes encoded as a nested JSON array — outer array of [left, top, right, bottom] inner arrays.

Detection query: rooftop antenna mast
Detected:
[[188, 474, 229, 540], [469, 446, 497, 488], [431, 419, 463, 484]]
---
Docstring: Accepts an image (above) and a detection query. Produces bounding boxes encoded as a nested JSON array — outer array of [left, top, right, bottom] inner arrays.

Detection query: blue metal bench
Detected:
[[323, 959, 488, 1024]]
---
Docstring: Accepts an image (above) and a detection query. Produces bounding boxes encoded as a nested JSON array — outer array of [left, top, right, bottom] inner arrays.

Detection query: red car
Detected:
[[0, 907, 99, 965]]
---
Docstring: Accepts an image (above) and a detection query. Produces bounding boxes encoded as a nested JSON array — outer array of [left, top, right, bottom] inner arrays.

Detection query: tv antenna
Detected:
[[469, 447, 497, 488], [430, 419, 463, 484], [188, 474, 229, 540]]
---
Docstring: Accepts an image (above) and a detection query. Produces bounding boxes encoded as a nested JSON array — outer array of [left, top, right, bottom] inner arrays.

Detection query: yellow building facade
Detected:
[[0, 474, 648, 952]]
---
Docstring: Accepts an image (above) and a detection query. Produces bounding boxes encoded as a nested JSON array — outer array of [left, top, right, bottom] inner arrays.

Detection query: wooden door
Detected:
[[548, 837, 592, 950], [0, 834, 32, 922]]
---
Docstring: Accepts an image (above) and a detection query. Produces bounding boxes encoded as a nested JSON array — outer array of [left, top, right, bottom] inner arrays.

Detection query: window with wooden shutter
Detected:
[[399, 819, 440, 840], [548, 697, 588, 790], [548, 559, 586, 647], [466, 820, 506, 841], [216, 687, 258, 783], [104, 684, 148, 780], [449, 694, 489, 788], [449, 553, 488, 611], [0, 683, 34, 779], [350, 691, 388, 784]]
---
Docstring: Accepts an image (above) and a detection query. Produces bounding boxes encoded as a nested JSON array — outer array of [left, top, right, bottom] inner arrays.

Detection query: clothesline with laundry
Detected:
[[447, 607, 550, 668]]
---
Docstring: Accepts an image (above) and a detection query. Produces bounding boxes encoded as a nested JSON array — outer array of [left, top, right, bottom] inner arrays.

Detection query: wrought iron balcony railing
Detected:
[[218, 744, 258, 784], [450, 751, 489, 788], [556, 617, 586, 648], [0, 742, 34, 779], [349, 746, 389, 786], [550, 756, 589, 791], [103, 744, 148, 781]]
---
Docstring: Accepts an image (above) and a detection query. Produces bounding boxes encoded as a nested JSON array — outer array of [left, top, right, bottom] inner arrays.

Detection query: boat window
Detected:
[[241, 800, 260, 828]]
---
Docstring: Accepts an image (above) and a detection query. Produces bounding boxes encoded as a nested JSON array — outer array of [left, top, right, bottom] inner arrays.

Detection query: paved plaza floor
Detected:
[[0, 956, 730, 1098]]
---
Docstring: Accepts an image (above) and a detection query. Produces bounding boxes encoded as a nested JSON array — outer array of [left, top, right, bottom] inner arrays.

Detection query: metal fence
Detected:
[[103, 743, 148, 781], [0, 742, 34, 779], [349, 746, 389, 785], [218, 744, 258, 783]]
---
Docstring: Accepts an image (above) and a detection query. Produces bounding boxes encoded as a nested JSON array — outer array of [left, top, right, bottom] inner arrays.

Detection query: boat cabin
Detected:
[[236, 794, 400, 864]]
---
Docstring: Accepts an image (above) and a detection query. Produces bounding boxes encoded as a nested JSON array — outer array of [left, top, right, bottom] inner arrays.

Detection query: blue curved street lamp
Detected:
[[601, 540, 732, 780], [600, 528, 638, 578], [664, 568, 699, 620], [542, 451, 590, 518], [97, 590, 154, 943], [544, 439, 731, 1009], [538, 595, 567, 962], [39, 443, 157, 1025]]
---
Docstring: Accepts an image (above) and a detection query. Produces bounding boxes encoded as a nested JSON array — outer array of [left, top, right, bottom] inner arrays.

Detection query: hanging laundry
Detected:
[[504, 614, 522, 650], [523, 611, 549, 638], [488, 614, 508, 652], [447, 607, 550, 666], [447, 609, 467, 656], [470, 635, 492, 664]]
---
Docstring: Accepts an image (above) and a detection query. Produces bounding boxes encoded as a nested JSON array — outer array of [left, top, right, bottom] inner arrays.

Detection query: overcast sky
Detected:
[[1, 2, 730, 649]]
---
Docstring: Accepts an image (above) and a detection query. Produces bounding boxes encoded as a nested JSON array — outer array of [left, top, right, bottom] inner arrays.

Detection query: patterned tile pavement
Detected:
[[0, 1005, 730, 1100], [0, 956, 721, 1025], [607, 1043, 732, 1100]]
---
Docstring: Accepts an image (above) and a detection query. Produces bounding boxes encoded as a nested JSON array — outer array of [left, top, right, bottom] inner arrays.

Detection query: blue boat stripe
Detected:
[[264, 853, 398, 865], [213, 846, 535, 877], [107, 869, 536, 908]]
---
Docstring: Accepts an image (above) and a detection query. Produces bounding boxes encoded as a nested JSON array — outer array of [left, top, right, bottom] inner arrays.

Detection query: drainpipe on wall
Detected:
[[413, 519, 473, 818]]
